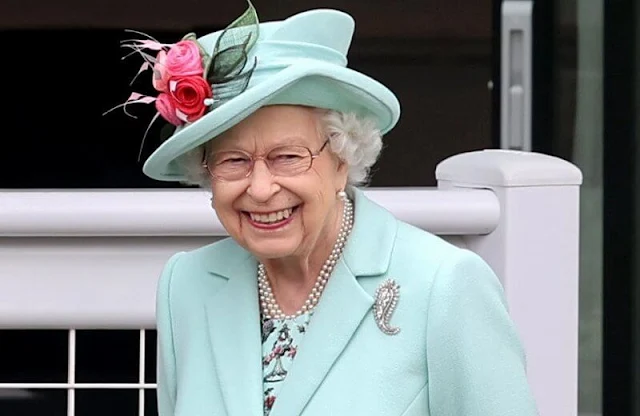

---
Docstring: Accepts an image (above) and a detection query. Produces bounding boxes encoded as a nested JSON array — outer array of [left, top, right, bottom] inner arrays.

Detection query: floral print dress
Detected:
[[261, 312, 313, 415]]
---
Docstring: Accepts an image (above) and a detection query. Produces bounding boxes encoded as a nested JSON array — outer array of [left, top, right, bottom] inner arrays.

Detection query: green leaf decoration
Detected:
[[208, 35, 252, 82], [228, 56, 257, 92], [181, 32, 198, 42], [214, 0, 259, 54], [211, 57, 258, 104], [204, 0, 259, 80]]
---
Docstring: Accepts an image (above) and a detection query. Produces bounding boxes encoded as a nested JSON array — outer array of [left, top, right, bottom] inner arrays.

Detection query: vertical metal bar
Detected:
[[67, 329, 76, 416], [139, 329, 146, 416]]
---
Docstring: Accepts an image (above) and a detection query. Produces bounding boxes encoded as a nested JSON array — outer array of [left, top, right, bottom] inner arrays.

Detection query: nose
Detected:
[[246, 159, 280, 202]]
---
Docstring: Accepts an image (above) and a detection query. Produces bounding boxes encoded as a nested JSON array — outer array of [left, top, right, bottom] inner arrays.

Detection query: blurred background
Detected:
[[0, 0, 637, 415]]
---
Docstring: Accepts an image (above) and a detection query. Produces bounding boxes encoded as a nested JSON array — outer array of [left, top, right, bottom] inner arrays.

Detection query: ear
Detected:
[[334, 159, 349, 192]]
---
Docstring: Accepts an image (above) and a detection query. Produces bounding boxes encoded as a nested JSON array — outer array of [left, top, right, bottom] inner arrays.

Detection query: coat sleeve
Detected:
[[425, 248, 539, 415], [155, 252, 184, 416]]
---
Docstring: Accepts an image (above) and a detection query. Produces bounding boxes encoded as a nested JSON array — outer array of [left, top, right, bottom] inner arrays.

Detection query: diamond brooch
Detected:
[[373, 278, 401, 335]]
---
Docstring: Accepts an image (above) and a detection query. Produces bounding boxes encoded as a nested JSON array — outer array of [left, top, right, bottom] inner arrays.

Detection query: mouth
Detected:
[[244, 205, 300, 229]]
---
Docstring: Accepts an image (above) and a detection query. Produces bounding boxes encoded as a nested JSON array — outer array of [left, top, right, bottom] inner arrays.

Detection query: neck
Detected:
[[259, 196, 353, 319]]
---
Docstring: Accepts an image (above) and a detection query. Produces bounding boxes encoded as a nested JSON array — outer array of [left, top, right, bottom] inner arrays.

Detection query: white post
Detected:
[[436, 149, 583, 416]]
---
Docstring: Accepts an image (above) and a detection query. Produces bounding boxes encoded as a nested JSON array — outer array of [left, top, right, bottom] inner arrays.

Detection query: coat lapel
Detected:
[[267, 258, 373, 416], [269, 187, 399, 416], [204, 243, 264, 416]]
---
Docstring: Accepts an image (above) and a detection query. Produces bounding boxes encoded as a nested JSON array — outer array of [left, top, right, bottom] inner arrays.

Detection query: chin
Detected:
[[245, 240, 300, 260], [237, 206, 304, 260]]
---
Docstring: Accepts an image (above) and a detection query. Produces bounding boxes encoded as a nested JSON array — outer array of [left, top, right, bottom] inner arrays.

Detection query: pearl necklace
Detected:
[[258, 197, 354, 320]]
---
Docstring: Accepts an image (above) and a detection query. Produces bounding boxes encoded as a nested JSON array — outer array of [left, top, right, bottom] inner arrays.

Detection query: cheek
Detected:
[[312, 155, 347, 192], [303, 165, 340, 209], [211, 185, 244, 226], [300, 186, 336, 231]]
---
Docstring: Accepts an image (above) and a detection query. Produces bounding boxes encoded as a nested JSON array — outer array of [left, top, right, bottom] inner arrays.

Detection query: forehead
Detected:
[[211, 105, 323, 151]]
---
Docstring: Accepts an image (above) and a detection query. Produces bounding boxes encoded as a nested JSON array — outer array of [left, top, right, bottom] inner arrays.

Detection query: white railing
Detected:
[[0, 187, 500, 238], [0, 149, 583, 416]]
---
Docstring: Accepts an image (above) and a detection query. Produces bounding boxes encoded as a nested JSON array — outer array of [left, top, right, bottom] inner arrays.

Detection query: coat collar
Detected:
[[203, 186, 398, 415]]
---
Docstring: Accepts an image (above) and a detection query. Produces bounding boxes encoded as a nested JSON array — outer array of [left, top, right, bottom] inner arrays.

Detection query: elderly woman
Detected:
[[113, 3, 538, 416]]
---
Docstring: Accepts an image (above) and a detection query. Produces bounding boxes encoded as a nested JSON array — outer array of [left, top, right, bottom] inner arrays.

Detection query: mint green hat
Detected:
[[113, 2, 401, 182]]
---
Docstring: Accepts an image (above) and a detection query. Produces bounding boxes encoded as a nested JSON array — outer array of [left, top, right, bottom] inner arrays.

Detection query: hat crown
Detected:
[[198, 9, 355, 58], [267, 9, 355, 55]]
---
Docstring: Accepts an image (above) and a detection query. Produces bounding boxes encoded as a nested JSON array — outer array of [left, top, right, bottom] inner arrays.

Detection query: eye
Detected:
[[275, 153, 303, 161], [213, 153, 250, 166], [269, 147, 308, 164], [223, 157, 248, 164]]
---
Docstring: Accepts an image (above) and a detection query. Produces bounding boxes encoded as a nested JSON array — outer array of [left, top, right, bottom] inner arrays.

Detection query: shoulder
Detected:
[[155, 237, 246, 308], [157, 237, 234, 278], [390, 219, 479, 280], [388, 219, 505, 315], [394, 220, 461, 259], [165, 237, 245, 271]]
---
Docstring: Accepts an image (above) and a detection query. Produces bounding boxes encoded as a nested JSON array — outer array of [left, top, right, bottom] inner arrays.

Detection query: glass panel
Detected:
[[0, 330, 67, 382], [601, 0, 639, 413], [144, 389, 158, 416], [0, 389, 66, 416], [550, 1, 604, 415], [574, 2, 603, 414], [145, 330, 157, 384], [75, 330, 140, 383], [75, 389, 137, 416]]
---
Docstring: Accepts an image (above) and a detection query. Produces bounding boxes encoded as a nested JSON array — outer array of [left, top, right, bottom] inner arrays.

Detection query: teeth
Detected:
[[250, 208, 294, 224]]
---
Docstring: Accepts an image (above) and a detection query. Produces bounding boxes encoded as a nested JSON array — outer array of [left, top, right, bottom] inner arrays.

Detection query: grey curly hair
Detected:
[[177, 109, 384, 188]]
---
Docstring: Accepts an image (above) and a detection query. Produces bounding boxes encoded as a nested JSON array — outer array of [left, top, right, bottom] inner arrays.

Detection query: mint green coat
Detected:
[[155, 187, 538, 415]]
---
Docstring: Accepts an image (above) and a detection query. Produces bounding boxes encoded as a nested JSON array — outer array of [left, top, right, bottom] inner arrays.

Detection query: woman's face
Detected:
[[209, 105, 348, 261]]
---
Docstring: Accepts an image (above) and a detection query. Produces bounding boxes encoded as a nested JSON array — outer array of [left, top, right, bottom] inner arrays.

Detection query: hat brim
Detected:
[[142, 61, 401, 182]]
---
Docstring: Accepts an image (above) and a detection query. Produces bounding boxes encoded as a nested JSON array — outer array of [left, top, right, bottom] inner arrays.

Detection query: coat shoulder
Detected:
[[386, 219, 500, 308], [174, 237, 245, 271], [156, 237, 246, 310], [391, 219, 468, 278]]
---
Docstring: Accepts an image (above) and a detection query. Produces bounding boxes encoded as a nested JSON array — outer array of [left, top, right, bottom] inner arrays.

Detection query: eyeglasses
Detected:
[[204, 140, 330, 181]]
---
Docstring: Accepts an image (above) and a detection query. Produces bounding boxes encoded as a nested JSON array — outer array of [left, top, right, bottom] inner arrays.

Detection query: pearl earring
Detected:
[[337, 190, 347, 201]]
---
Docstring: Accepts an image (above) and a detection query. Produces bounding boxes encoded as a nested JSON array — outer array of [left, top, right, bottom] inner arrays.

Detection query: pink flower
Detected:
[[152, 50, 170, 92], [155, 93, 183, 126], [165, 40, 204, 77], [168, 75, 213, 123]]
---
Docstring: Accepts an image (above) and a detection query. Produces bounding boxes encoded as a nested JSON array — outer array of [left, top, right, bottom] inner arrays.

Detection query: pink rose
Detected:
[[168, 76, 213, 122], [165, 40, 204, 77], [155, 93, 183, 126], [152, 50, 170, 92]]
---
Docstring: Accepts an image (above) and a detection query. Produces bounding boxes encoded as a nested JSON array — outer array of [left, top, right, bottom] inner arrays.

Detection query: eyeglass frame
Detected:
[[202, 139, 331, 181]]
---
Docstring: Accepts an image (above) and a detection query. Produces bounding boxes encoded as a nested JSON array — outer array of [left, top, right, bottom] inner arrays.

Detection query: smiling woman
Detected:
[[102, 3, 540, 416]]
